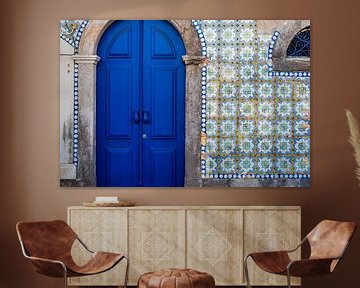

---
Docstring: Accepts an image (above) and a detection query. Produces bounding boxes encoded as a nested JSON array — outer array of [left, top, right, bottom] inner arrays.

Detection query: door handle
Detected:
[[143, 111, 150, 123], [134, 111, 140, 124]]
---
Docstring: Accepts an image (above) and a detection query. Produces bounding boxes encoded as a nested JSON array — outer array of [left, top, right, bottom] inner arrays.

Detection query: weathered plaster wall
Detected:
[[1, 1, 360, 288]]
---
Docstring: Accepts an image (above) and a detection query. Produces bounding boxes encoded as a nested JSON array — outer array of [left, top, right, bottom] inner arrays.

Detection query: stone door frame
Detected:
[[74, 20, 203, 186]]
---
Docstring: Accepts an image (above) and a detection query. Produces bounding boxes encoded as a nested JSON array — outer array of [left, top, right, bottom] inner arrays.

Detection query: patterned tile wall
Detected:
[[196, 20, 310, 182]]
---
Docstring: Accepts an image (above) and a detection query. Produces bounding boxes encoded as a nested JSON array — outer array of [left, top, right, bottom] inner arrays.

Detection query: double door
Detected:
[[96, 20, 186, 187]]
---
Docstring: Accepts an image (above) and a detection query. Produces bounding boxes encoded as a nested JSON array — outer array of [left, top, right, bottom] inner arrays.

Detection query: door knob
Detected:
[[134, 111, 140, 124], [143, 111, 149, 123], [142, 134, 147, 139]]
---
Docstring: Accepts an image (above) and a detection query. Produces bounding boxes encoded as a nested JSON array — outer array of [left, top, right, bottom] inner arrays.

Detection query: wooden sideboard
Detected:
[[67, 206, 301, 286]]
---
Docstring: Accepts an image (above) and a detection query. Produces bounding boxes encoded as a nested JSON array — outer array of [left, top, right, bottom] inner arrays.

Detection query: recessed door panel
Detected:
[[106, 147, 135, 186], [107, 67, 132, 138], [108, 26, 133, 57], [149, 148, 176, 187], [151, 27, 176, 58], [151, 67, 176, 138]]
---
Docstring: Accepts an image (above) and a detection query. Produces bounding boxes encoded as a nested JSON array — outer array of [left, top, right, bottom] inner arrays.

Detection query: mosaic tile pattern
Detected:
[[60, 20, 89, 52], [60, 20, 89, 166], [73, 62, 79, 166], [196, 20, 310, 181]]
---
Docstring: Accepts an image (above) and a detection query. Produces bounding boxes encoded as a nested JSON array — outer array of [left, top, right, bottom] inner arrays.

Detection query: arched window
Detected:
[[287, 26, 310, 57]]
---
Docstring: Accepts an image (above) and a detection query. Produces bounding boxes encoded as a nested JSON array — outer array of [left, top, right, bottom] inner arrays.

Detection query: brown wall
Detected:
[[1, 0, 360, 287]]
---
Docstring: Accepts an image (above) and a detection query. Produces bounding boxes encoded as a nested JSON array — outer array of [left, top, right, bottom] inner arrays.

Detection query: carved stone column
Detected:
[[73, 55, 100, 186], [183, 55, 207, 187]]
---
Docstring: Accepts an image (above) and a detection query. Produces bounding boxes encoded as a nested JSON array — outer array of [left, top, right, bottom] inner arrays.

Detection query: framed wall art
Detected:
[[60, 20, 310, 187]]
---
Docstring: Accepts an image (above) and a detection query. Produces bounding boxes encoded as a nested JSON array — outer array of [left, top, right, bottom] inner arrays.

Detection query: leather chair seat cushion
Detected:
[[138, 269, 215, 288]]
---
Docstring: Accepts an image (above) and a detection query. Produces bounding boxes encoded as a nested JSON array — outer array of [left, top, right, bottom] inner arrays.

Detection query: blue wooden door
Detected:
[[96, 20, 185, 187]]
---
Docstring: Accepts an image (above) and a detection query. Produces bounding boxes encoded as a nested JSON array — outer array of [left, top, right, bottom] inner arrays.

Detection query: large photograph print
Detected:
[[60, 20, 310, 187]]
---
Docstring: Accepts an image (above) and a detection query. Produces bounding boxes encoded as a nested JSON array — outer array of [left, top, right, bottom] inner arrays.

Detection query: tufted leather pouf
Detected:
[[138, 268, 215, 288]]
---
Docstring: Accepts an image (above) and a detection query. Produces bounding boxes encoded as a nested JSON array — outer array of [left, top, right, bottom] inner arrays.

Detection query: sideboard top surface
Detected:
[[68, 205, 301, 210]]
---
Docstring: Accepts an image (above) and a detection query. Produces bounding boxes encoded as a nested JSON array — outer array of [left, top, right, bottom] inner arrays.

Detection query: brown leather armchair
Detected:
[[244, 220, 356, 288], [16, 220, 129, 288]]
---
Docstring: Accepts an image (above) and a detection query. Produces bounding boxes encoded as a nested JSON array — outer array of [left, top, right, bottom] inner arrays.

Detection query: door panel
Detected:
[[150, 148, 176, 187], [142, 21, 185, 187], [106, 146, 133, 186], [97, 20, 185, 187], [151, 67, 176, 138], [97, 21, 141, 187], [107, 67, 132, 138], [150, 27, 177, 58], [108, 26, 133, 57]]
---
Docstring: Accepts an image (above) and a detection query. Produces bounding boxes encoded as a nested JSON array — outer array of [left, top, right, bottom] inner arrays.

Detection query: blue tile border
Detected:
[[208, 173, 310, 179], [73, 63, 79, 166], [191, 20, 208, 177]]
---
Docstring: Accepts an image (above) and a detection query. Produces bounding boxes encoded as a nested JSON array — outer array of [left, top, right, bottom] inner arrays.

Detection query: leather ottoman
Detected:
[[138, 268, 215, 288]]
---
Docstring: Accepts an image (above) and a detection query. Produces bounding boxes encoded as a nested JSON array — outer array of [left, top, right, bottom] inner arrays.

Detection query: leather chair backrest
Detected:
[[307, 220, 356, 260], [16, 220, 77, 262]]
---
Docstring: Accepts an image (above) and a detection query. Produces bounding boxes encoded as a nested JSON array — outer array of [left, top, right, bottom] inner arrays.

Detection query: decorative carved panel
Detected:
[[244, 208, 301, 285], [128, 209, 186, 284], [187, 209, 243, 285], [68, 208, 128, 285]]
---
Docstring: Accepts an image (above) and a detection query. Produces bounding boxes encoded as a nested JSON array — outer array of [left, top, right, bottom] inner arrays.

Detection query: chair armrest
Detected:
[[25, 255, 65, 266], [246, 251, 292, 274], [25, 255, 67, 278], [249, 250, 289, 255], [286, 237, 307, 253], [76, 236, 94, 253], [245, 250, 291, 263], [287, 258, 336, 277], [19, 240, 67, 277], [245, 237, 306, 259]]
